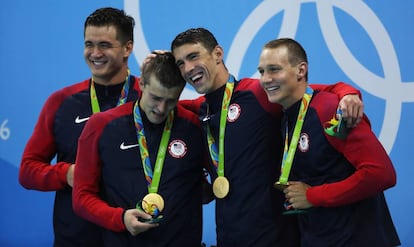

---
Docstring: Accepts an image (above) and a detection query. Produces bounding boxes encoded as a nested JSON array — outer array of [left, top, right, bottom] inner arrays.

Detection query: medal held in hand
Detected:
[[213, 176, 230, 198], [142, 193, 164, 216], [134, 102, 174, 223], [137, 193, 164, 217], [136, 193, 164, 223]]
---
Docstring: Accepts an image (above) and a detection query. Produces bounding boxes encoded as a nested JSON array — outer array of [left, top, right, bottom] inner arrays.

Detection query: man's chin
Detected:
[[266, 93, 281, 104], [150, 115, 166, 124], [194, 85, 208, 94]]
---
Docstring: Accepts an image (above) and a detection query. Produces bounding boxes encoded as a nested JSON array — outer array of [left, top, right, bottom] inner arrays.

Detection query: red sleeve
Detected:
[[19, 90, 71, 191], [310, 81, 361, 99], [307, 114, 396, 207], [179, 96, 204, 114], [132, 76, 141, 94], [72, 113, 125, 232], [238, 78, 283, 117]]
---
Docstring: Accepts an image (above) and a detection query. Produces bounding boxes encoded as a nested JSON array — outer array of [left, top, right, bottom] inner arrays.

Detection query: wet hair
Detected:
[[171, 27, 218, 53], [263, 38, 308, 80], [141, 52, 186, 89], [84, 7, 135, 44]]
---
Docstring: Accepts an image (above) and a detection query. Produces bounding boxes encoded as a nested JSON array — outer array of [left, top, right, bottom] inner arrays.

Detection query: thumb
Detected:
[[131, 208, 152, 220], [336, 108, 343, 120], [287, 181, 300, 185]]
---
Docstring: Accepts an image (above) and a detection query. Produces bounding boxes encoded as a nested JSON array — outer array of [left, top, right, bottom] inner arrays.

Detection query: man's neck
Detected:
[[283, 83, 308, 110], [93, 67, 129, 86], [210, 69, 230, 93]]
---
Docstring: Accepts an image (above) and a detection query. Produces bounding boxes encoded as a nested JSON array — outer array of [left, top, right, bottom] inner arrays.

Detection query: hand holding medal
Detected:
[[274, 181, 307, 215], [278, 181, 312, 214], [136, 193, 164, 223], [273, 181, 289, 191]]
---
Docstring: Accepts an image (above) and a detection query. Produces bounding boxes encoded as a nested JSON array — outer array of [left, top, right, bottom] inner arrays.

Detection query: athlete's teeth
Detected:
[[191, 74, 202, 81]]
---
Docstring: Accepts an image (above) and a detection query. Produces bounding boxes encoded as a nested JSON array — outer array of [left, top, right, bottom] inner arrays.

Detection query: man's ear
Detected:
[[213, 45, 224, 64], [124, 40, 133, 58], [297, 61, 308, 81], [139, 77, 145, 88]]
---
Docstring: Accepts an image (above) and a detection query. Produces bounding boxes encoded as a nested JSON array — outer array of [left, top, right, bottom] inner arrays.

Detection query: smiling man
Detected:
[[258, 37, 400, 246], [171, 27, 364, 246], [19, 8, 140, 246]]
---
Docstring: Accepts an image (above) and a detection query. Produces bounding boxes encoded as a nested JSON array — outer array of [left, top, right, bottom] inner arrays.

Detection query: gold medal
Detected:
[[273, 181, 290, 191], [213, 176, 230, 198], [141, 193, 165, 216]]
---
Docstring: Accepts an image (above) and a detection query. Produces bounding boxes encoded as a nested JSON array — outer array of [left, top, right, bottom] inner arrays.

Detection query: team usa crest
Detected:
[[227, 103, 241, 122], [168, 139, 187, 158]]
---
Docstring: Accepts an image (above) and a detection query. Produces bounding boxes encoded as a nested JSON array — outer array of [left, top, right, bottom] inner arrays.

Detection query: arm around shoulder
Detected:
[[307, 116, 396, 207]]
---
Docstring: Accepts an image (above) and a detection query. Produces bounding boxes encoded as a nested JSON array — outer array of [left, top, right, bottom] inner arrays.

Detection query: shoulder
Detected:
[[40, 79, 90, 113], [131, 75, 141, 93], [48, 79, 90, 102], [236, 77, 283, 115], [176, 103, 201, 127], [82, 101, 135, 139], [90, 101, 134, 124], [311, 91, 339, 118], [179, 95, 206, 114], [236, 78, 261, 92], [56, 79, 90, 96]]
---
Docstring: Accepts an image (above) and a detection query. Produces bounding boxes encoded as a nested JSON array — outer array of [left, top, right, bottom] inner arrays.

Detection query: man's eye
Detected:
[[269, 67, 280, 73], [84, 42, 116, 50], [152, 96, 162, 102], [98, 43, 112, 49]]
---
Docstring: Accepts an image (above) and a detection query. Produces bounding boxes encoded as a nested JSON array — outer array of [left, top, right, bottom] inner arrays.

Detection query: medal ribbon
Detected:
[[278, 87, 314, 184], [90, 69, 131, 113], [206, 75, 235, 177], [134, 100, 174, 193]]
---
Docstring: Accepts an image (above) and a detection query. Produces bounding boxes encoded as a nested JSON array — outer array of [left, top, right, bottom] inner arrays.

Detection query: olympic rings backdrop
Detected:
[[1, 0, 413, 246]]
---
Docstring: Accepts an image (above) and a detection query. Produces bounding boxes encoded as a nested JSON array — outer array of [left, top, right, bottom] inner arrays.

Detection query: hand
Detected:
[[338, 94, 364, 128], [123, 209, 159, 236], [66, 164, 75, 187], [283, 181, 313, 210], [140, 50, 170, 72]]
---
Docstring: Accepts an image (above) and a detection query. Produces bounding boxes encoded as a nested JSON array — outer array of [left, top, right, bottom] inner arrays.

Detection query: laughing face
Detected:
[[84, 25, 132, 85], [173, 43, 224, 94], [258, 46, 307, 109]]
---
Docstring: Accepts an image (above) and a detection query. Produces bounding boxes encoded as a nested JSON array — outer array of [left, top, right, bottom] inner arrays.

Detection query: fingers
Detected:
[[283, 182, 312, 209], [130, 221, 158, 236], [152, 49, 169, 55], [66, 164, 75, 187], [338, 94, 364, 128], [140, 50, 171, 73], [140, 54, 156, 72], [124, 209, 159, 236]]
